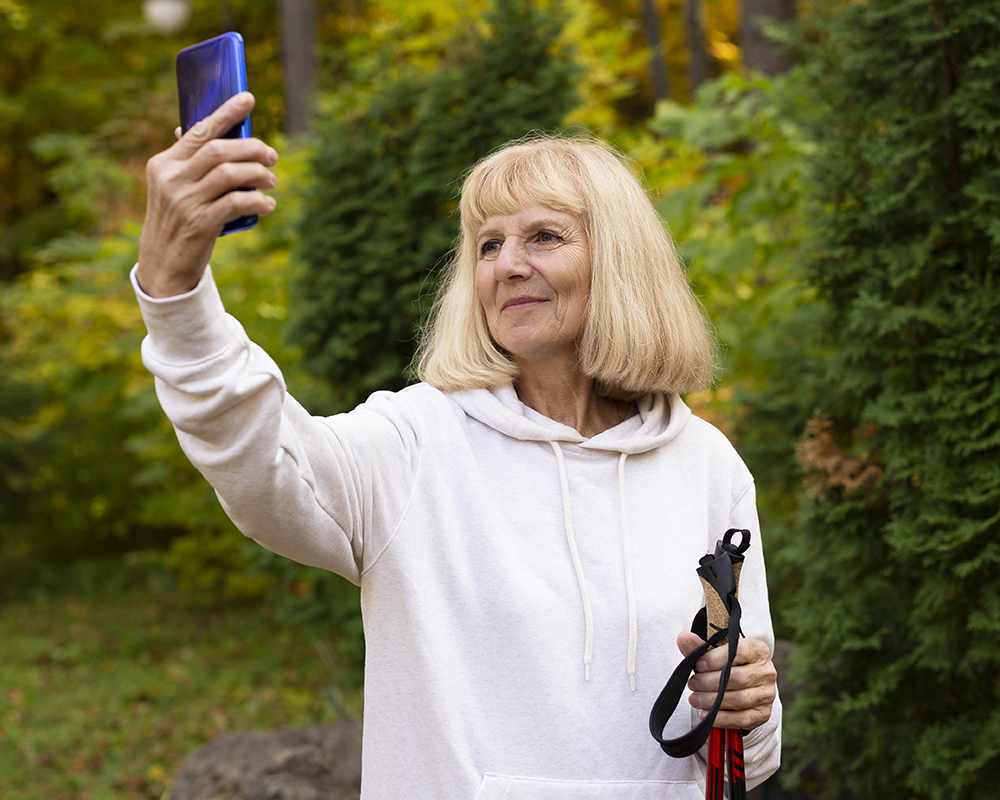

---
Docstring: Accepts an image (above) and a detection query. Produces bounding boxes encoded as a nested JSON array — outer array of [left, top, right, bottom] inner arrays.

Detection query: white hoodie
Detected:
[[132, 266, 781, 799]]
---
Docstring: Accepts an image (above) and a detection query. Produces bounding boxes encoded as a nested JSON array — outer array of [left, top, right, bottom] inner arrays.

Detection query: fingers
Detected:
[[200, 160, 278, 198], [689, 669, 776, 708], [152, 186, 276, 255], [685, 637, 777, 730], [676, 632, 769, 671], [174, 126, 182, 141], [693, 636, 770, 674], [187, 137, 279, 181], [689, 680, 776, 730], [192, 165, 278, 236], [209, 189, 277, 230], [706, 705, 774, 731], [175, 91, 256, 157], [675, 632, 768, 682], [689, 659, 776, 694], [145, 142, 278, 224], [676, 631, 705, 658]]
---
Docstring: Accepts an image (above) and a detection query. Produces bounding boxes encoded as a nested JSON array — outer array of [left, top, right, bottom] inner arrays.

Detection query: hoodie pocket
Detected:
[[473, 773, 701, 800]]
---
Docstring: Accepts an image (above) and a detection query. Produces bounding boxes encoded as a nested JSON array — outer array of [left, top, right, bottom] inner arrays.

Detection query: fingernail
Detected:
[[690, 694, 701, 708], [696, 660, 708, 672]]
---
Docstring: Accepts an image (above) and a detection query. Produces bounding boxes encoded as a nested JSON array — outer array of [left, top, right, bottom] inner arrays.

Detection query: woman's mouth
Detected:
[[502, 297, 547, 311]]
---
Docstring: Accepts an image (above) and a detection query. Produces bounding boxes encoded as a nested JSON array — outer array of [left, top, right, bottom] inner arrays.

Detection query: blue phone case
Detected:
[[176, 32, 257, 235]]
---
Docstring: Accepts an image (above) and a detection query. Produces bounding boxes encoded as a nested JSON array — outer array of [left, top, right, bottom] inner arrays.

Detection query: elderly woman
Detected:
[[135, 93, 780, 798]]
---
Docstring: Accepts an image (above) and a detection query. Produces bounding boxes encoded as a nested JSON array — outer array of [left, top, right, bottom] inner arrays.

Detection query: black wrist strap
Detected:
[[649, 528, 749, 759], [648, 600, 741, 757]]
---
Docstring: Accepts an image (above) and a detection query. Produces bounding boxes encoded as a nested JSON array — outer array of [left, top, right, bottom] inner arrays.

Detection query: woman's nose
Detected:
[[494, 239, 531, 281]]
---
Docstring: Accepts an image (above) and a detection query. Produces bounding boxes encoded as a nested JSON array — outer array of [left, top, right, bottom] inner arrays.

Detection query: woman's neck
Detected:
[[514, 360, 627, 438]]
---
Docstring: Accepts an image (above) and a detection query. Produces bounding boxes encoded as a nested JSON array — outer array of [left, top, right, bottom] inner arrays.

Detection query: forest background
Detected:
[[2, 0, 999, 799]]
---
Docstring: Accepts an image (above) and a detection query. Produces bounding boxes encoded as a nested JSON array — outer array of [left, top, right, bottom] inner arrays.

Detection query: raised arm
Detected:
[[134, 95, 422, 584]]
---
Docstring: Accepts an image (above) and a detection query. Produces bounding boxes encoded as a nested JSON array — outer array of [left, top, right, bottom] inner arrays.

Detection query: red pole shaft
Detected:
[[726, 728, 747, 800], [706, 727, 725, 800]]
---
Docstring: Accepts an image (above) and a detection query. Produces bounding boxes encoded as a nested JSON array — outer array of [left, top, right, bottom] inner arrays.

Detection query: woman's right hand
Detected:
[[136, 92, 279, 298]]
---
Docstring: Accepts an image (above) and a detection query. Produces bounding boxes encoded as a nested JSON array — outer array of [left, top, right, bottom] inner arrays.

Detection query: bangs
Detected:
[[459, 141, 588, 235]]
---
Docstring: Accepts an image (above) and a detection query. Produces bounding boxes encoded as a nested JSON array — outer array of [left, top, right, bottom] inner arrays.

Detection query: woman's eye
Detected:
[[537, 231, 561, 245], [480, 240, 502, 257]]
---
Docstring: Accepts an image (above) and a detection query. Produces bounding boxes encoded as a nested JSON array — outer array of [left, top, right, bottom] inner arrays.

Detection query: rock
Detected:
[[170, 719, 362, 800]]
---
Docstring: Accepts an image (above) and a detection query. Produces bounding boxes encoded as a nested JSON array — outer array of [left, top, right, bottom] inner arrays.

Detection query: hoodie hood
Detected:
[[450, 383, 692, 453]]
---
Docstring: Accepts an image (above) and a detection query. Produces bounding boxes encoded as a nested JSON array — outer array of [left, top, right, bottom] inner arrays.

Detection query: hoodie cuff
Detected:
[[130, 264, 236, 365]]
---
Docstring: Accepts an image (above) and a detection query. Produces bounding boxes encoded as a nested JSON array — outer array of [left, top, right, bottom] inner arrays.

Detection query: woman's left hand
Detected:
[[677, 631, 777, 731]]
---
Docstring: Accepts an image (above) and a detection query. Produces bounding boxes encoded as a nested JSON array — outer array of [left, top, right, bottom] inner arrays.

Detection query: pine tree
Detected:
[[289, 0, 580, 410], [782, 1, 1000, 796]]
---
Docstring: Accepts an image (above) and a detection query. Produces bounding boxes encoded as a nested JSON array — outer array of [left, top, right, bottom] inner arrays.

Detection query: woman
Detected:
[[135, 93, 780, 799]]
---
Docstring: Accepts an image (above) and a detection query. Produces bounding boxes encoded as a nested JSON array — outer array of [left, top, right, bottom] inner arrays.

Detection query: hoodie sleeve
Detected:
[[131, 265, 422, 585], [724, 479, 782, 790]]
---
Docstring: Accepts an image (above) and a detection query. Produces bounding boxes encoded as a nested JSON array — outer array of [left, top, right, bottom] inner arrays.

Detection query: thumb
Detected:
[[177, 91, 255, 156], [677, 630, 706, 658]]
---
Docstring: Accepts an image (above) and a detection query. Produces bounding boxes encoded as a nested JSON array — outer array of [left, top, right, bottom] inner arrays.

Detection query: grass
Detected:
[[0, 560, 360, 800]]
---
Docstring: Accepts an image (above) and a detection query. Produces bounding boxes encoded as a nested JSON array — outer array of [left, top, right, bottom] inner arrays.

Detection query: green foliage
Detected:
[[246, 546, 367, 694], [0, 0, 150, 275], [0, 559, 348, 800], [0, 0, 322, 280], [289, 0, 581, 410], [0, 228, 169, 572], [774, 1, 1000, 796], [0, 146, 316, 585], [633, 71, 829, 609]]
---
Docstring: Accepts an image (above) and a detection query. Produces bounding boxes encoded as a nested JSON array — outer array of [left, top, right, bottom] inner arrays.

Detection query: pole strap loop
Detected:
[[648, 529, 749, 758]]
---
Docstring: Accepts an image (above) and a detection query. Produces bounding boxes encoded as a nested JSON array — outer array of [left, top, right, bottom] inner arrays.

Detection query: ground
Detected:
[[0, 561, 354, 800]]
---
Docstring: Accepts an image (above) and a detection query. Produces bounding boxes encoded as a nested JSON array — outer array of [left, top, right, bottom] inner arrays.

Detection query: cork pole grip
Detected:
[[700, 561, 742, 649]]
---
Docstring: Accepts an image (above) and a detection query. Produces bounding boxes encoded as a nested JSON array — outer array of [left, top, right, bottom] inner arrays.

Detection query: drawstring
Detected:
[[619, 452, 638, 692], [550, 442, 594, 681], [550, 444, 639, 691]]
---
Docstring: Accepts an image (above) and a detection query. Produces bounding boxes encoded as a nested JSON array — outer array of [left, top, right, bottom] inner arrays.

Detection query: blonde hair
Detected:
[[415, 135, 716, 397]]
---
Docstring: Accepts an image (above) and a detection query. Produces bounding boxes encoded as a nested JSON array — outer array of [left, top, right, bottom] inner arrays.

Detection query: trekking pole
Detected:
[[726, 728, 747, 800], [649, 528, 751, 800], [700, 530, 746, 800], [706, 727, 725, 800]]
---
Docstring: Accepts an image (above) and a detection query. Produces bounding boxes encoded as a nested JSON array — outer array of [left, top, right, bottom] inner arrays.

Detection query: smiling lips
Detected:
[[501, 296, 548, 312]]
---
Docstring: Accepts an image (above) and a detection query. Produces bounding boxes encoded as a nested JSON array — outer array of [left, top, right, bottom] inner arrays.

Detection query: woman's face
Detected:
[[475, 205, 591, 368]]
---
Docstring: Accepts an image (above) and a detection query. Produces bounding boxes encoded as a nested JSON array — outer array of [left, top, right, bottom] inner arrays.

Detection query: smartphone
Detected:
[[176, 31, 257, 235]]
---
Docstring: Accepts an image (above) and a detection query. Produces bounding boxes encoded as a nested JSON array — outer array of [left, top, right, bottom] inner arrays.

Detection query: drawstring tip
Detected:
[[585, 663, 591, 682], [629, 673, 636, 693]]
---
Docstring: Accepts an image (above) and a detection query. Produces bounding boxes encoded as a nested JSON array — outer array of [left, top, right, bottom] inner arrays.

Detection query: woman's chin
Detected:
[[503, 342, 580, 373]]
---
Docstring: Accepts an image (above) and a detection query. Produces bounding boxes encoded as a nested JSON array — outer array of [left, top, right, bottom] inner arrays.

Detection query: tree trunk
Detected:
[[741, 0, 795, 75], [279, 0, 318, 135], [685, 0, 711, 93], [640, 0, 671, 103]]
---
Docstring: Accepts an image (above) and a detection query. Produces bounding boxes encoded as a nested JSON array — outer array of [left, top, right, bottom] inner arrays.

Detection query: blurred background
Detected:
[[1, 0, 998, 798]]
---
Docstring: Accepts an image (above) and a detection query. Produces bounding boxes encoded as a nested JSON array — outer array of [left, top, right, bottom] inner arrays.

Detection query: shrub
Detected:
[[289, 0, 581, 410], [779, 1, 1000, 796]]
